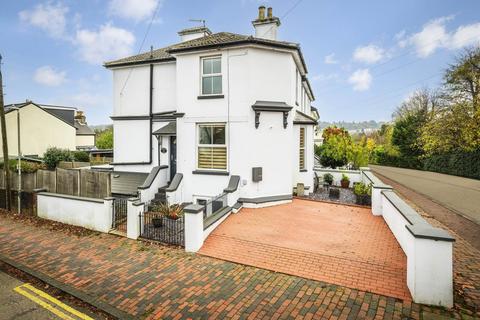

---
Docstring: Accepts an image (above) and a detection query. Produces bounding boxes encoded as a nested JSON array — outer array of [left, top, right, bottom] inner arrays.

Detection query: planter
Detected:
[[152, 216, 163, 228], [355, 194, 371, 206], [329, 188, 340, 200], [340, 180, 350, 188]]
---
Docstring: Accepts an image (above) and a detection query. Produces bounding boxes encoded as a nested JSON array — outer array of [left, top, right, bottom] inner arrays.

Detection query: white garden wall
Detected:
[[314, 168, 362, 187], [37, 193, 113, 233]]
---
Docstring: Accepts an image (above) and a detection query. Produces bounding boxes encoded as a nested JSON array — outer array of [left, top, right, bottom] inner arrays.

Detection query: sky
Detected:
[[1, 0, 480, 125]]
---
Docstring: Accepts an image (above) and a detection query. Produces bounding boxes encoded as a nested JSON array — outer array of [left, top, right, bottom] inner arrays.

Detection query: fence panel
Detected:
[[80, 170, 111, 198], [56, 168, 79, 196], [140, 211, 184, 246], [36, 170, 56, 192], [0, 189, 35, 215]]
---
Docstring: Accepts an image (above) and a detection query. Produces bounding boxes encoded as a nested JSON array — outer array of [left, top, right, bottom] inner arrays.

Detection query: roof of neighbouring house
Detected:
[[103, 31, 307, 73], [75, 120, 96, 136], [178, 26, 212, 36], [4, 101, 76, 128], [152, 121, 176, 136]]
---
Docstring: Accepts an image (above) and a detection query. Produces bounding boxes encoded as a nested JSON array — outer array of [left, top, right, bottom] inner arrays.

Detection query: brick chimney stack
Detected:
[[252, 6, 281, 41]]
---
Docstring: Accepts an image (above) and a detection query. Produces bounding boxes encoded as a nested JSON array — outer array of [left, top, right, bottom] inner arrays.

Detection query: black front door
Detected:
[[170, 136, 177, 181]]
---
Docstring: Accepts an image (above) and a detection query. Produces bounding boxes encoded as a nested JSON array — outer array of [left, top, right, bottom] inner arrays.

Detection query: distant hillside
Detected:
[[318, 120, 385, 132], [90, 124, 112, 132]]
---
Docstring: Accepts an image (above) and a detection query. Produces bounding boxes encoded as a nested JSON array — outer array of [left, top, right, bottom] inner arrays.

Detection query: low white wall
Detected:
[[127, 198, 144, 240], [314, 167, 362, 188], [37, 193, 112, 233], [365, 169, 454, 308]]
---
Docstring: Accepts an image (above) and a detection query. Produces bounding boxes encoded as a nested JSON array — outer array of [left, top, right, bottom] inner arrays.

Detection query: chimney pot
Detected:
[[258, 6, 265, 20], [267, 7, 273, 19]]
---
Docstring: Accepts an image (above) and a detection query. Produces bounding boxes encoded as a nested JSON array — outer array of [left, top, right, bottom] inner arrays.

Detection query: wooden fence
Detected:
[[0, 168, 111, 199]]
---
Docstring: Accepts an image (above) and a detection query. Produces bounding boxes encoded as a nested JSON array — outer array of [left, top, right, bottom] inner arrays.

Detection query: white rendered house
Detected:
[[105, 6, 318, 206]]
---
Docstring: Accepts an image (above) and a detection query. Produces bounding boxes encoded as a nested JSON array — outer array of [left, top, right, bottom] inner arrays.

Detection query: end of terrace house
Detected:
[[104, 5, 319, 208]]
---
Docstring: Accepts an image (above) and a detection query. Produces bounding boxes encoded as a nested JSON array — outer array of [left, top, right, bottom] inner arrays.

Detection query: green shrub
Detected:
[[43, 147, 73, 170], [323, 173, 333, 185], [423, 149, 480, 180], [353, 182, 371, 196], [341, 173, 350, 183], [72, 151, 90, 162], [0, 159, 44, 173]]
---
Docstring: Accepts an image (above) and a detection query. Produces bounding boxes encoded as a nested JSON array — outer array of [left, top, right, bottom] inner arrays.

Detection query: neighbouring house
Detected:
[[1, 101, 96, 157], [104, 6, 319, 206], [74, 111, 96, 150]]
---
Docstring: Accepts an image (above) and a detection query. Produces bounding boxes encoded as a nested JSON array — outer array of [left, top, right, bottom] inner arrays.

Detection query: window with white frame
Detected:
[[201, 56, 222, 95], [299, 127, 305, 170], [197, 124, 227, 170]]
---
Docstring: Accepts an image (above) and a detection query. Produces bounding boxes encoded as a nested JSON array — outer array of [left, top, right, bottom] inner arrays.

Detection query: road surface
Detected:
[[370, 165, 480, 225], [0, 270, 95, 320]]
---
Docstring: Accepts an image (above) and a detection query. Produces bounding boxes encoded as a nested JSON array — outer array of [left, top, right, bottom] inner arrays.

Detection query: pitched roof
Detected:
[[104, 32, 305, 71], [4, 102, 76, 128], [152, 121, 176, 136], [294, 110, 318, 125], [75, 120, 95, 135]]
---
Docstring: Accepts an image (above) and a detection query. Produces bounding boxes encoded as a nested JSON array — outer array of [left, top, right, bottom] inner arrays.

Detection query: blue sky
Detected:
[[1, 0, 480, 125]]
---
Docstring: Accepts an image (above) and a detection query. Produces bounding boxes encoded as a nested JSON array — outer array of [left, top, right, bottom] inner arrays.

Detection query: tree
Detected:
[[0, 54, 11, 210], [318, 126, 351, 168], [96, 128, 113, 149], [444, 46, 480, 113], [43, 147, 73, 170]]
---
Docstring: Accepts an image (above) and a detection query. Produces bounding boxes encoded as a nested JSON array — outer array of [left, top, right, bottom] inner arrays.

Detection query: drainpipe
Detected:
[[17, 108, 21, 215]]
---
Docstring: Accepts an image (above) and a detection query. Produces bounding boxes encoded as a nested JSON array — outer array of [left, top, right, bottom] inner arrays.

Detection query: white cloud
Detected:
[[324, 53, 338, 64], [348, 69, 372, 91], [19, 2, 69, 39], [108, 0, 161, 22], [74, 24, 135, 64], [450, 22, 480, 49], [33, 66, 67, 86], [399, 16, 480, 57], [353, 45, 385, 64]]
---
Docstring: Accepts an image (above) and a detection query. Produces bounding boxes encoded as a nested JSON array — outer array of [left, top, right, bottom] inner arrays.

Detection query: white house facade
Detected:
[[105, 6, 318, 206]]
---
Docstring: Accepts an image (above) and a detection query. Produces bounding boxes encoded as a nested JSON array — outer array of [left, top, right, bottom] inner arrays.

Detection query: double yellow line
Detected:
[[14, 283, 94, 320]]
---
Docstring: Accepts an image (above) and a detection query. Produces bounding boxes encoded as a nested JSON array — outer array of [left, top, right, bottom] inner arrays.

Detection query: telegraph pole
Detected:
[[0, 54, 12, 210]]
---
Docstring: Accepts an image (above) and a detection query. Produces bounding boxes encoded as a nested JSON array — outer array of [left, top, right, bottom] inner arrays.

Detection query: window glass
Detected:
[[213, 126, 225, 144], [199, 126, 212, 144], [211, 76, 222, 94], [202, 77, 212, 95]]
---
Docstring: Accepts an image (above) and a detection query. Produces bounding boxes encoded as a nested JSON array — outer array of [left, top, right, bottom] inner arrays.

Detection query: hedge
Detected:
[[423, 149, 480, 180]]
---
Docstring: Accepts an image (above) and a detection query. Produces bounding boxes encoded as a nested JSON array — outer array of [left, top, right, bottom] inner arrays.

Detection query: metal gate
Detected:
[[112, 198, 127, 232]]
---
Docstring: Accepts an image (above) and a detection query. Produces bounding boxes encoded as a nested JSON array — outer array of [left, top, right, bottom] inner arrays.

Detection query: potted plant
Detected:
[[323, 173, 333, 186], [149, 204, 163, 228], [340, 174, 350, 188], [354, 182, 372, 206], [157, 203, 184, 220]]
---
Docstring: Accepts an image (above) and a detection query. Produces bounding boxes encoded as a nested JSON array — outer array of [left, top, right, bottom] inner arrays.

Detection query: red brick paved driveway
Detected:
[[0, 212, 462, 319], [200, 199, 410, 301]]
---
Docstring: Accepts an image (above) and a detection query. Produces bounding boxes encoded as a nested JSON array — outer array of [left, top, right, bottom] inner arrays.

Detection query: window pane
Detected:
[[212, 58, 221, 73], [203, 59, 212, 75], [212, 126, 225, 144], [202, 76, 212, 95], [198, 146, 227, 170], [212, 76, 222, 94], [199, 126, 212, 144]]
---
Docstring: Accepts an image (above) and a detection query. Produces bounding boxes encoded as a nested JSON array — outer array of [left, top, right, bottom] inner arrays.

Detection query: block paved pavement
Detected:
[[0, 212, 464, 319], [200, 199, 410, 301]]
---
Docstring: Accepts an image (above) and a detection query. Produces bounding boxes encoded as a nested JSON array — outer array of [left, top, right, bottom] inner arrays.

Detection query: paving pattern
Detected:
[[200, 199, 410, 301], [0, 212, 458, 319]]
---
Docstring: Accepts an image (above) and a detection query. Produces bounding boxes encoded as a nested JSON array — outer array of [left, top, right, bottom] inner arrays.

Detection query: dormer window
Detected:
[[201, 56, 222, 95]]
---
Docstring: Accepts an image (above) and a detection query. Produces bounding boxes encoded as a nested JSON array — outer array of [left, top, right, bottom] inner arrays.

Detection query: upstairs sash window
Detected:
[[201, 57, 222, 95]]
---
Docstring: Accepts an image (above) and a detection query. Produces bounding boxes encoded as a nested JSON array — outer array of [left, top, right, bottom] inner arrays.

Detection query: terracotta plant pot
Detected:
[[340, 180, 350, 188]]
